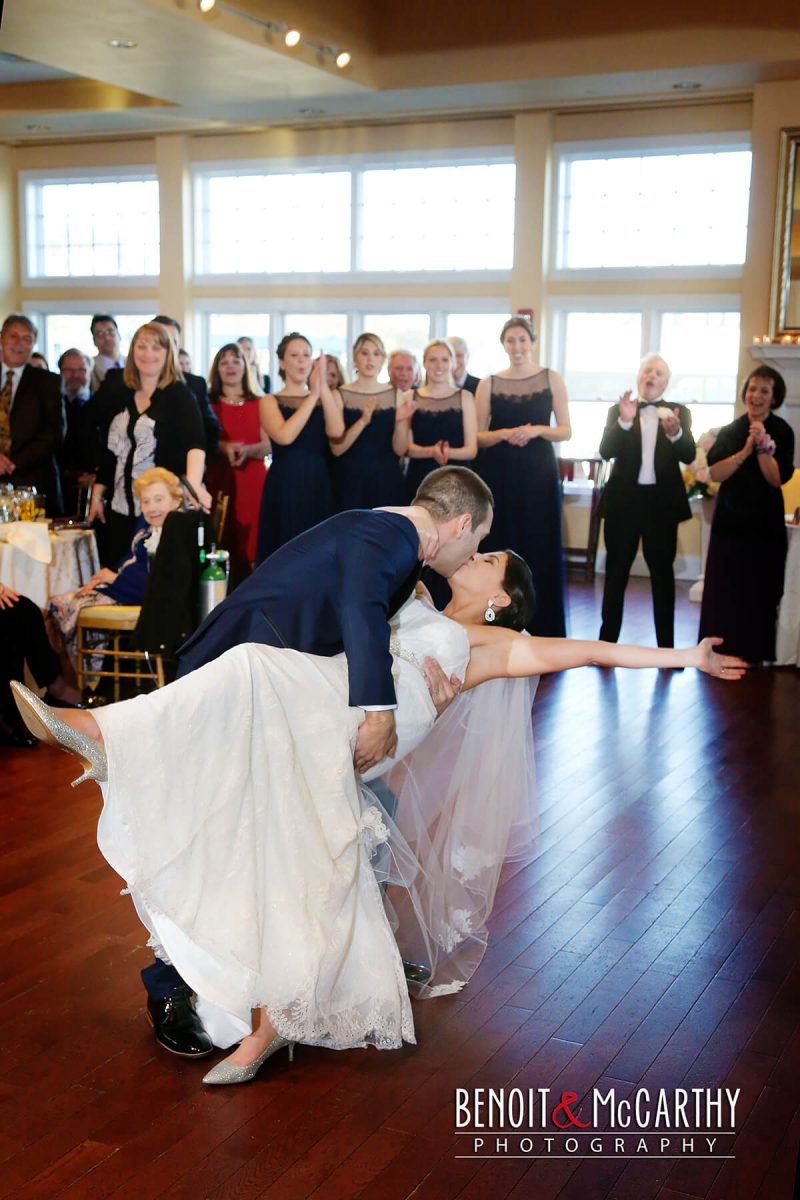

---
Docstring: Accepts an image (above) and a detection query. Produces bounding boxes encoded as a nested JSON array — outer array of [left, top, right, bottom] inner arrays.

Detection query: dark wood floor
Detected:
[[1, 578, 798, 1199]]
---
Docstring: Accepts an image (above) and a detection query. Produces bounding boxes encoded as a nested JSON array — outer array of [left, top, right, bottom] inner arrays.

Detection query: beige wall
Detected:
[[8, 98, 757, 354]]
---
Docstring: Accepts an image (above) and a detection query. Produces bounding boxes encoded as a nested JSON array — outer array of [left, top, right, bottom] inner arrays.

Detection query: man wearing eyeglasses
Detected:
[[0, 314, 65, 515]]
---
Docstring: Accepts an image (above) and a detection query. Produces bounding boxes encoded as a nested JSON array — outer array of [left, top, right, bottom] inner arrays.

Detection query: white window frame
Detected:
[[550, 132, 752, 282], [194, 297, 508, 382], [23, 299, 156, 363], [192, 150, 515, 287], [547, 292, 742, 401], [20, 165, 160, 289]]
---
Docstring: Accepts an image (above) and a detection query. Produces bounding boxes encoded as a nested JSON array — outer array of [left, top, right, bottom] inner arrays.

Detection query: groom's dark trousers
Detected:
[[141, 509, 422, 1002]]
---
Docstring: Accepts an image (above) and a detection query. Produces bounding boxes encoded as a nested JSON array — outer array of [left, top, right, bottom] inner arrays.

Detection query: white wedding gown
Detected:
[[93, 596, 476, 1051]]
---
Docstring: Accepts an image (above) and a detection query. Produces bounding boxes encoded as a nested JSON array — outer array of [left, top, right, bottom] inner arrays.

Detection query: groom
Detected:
[[144, 466, 494, 1057]]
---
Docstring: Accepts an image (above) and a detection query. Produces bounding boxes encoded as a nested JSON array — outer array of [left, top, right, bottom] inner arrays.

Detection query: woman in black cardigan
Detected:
[[699, 366, 795, 663], [87, 323, 209, 566]]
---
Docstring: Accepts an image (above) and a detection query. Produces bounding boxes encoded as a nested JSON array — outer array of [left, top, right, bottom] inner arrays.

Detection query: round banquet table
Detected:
[[0, 528, 100, 609]]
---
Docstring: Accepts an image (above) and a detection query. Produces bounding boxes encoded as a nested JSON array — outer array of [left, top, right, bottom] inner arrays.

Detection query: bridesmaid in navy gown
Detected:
[[476, 316, 572, 636], [406, 339, 478, 496], [330, 332, 412, 510], [256, 335, 344, 563]]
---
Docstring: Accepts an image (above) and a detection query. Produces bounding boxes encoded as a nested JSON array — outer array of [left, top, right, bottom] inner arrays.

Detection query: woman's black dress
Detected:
[[405, 389, 474, 497], [333, 388, 408, 511], [699, 412, 795, 662], [256, 399, 334, 563], [477, 370, 566, 637]]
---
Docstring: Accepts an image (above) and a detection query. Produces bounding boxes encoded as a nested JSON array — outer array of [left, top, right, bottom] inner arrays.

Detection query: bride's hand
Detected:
[[423, 656, 461, 717], [695, 637, 748, 679]]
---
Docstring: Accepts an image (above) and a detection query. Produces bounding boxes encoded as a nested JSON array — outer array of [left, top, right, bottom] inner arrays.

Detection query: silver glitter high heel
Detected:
[[10, 681, 108, 786], [202, 1034, 295, 1086]]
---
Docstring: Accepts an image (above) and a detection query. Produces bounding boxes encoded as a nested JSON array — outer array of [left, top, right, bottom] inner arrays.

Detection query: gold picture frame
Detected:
[[770, 127, 800, 335]]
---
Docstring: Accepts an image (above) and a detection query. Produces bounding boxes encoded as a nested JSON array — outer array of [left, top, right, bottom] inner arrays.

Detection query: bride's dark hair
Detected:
[[493, 550, 535, 631]]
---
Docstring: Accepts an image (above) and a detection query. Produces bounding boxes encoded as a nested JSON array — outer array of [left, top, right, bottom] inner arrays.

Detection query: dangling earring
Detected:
[[484, 598, 496, 623]]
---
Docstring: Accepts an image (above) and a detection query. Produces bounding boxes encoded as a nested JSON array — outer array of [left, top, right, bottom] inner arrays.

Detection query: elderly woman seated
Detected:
[[49, 468, 184, 659]]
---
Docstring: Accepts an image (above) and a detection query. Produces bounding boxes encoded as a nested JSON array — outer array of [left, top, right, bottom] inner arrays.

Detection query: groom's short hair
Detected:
[[413, 466, 494, 530]]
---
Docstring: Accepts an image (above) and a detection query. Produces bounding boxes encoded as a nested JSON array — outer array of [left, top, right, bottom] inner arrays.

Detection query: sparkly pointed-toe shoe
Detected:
[[202, 1035, 295, 1086], [10, 681, 108, 786]]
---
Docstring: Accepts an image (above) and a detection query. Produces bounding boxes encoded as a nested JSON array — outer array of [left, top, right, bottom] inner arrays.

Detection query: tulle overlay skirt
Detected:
[[93, 642, 539, 1050], [94, 643, 414, 1051]]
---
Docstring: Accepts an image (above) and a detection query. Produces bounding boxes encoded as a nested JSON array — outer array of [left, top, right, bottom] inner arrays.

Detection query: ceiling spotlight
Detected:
[[107, 39, 138, 49], [335, 50, 351, 69], [198, 0, 216, 11], [284, 28, 301, 47]]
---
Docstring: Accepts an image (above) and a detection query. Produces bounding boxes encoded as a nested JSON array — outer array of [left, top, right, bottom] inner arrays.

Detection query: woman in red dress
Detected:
[[207, 343, 270, 585]]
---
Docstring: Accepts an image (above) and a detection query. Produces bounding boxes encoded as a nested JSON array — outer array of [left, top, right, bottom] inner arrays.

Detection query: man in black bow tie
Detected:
[[598, 354, 695, 648]]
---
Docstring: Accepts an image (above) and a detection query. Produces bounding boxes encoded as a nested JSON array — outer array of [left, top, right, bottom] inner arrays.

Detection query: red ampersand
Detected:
[[552, 1091, 591, 1129]]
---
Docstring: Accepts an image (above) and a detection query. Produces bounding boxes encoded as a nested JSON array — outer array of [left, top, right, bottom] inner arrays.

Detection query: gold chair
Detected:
[[76, 604, 166, 700], [782, 468, 800, 516]]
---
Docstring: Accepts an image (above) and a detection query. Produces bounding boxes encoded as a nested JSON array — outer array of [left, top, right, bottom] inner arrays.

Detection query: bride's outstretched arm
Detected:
[[463, 631, 749, 689]]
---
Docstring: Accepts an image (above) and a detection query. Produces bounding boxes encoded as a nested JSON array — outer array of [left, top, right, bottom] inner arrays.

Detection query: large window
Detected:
[[195, 172, 351, 276], [207, 313, 271, 375], [556, 146, 751, 270], [194, 158, 515, 278], [32, 311, 149, 370], [357, 164, 515, 272], [23, 172, 159, 281], [555, 306, 740, 456]]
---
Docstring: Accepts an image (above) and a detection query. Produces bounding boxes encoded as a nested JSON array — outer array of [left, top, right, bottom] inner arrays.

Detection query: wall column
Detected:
[[0, 144, 19, 316], [155, 134, 192, 334], [511, 112, 552, 346]]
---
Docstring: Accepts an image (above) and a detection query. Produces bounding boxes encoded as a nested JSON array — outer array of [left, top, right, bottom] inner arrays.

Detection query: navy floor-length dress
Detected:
[[477, 370, 567, 637], [256, 399, 334, 564], [333, 388, 409, 510], [405, 389, 474, 497]]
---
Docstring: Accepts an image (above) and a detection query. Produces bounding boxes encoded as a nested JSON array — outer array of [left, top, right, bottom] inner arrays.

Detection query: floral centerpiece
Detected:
[[683, 429, 721, 499]]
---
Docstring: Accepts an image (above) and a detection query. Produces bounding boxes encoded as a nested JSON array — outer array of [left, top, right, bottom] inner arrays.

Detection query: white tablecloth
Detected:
[[776, 524, 800, 667], [0, 528, 99, 608]]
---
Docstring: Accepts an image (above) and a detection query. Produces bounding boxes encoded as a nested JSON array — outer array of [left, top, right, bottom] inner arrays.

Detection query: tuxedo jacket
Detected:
[[598, 402, 696, 526], [87, 367, 220, 464], [8, 365, 65, 513], [462, 373, 480, 396], [177, 509, 421, 707]]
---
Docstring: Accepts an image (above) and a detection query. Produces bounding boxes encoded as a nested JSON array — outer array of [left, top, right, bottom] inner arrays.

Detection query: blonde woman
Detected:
[[330, 331, 413, 510], [87, 322, 209, 565]]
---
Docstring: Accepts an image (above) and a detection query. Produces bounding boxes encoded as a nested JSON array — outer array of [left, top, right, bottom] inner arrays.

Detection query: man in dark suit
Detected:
[[598, 354, 696, 648], [140, 466, 494, 1058], [0, 315, 64, 515], [57, 348, 95, 517], [448, 336, 480, 395]]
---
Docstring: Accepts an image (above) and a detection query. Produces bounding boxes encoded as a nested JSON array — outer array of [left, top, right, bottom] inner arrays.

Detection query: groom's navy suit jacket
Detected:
[[176, 509, 421, 707]]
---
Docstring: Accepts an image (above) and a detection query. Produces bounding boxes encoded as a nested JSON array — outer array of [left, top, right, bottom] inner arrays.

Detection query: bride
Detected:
[[12, 550, 745, 1086]]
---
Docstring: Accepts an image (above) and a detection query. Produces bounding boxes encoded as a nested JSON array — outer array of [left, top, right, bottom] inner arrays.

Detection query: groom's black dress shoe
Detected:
[[146, 993, 214, 1058], [402, 960, 432, 986]]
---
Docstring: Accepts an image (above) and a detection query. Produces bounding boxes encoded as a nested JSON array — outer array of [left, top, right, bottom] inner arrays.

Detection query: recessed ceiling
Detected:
[[0, 0, 799, 142]]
